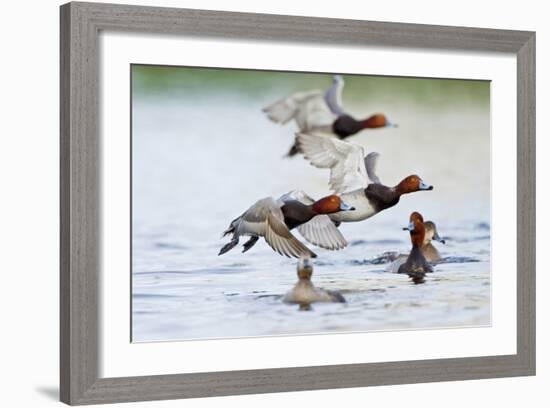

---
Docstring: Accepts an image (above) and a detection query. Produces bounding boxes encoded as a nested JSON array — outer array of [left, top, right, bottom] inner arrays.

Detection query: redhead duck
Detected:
[[262, 75, 396, 156], [219, 193, 355, 258], [398, 212, 434, 282], [386, 220, 445, 273], [283, 258, 345, 305], [296, 132, 433, 224]]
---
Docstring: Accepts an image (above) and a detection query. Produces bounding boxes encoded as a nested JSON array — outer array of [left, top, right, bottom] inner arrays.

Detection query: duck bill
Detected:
[[419, 180, 433, 190], [339, 201, 355, 211], [433, 232, 446, 244], [386, 120, 398, 128], [402, 221, 415, 231]]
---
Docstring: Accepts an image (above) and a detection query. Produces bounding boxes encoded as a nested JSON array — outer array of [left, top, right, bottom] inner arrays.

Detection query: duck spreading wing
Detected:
[[298, 132, 374, 194], [262, 90, 321, 125], [364, 151, 382, 184], [323, 75, 345, 116], [279, 190, 348, 250], [237, 197, 316, 258], [262, 75, 345, 132]]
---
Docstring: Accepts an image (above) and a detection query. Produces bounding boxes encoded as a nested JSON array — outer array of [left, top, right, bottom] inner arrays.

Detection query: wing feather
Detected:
[[262, 90, 322, 125], [365, 152, 382, 184], [323, 75, 345, 116], [297, 132, 369, 194], [278, 190, 315, 205], [265, 211, 317, 258], [297, 215, 348, 250]]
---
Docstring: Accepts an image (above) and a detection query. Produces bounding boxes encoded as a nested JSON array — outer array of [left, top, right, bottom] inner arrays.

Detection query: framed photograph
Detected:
[[60, 1, 535, 405]]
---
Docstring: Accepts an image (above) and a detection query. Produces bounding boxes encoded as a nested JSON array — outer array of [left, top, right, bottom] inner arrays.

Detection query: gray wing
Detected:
[[364, 152, 382, 184], [279, 190, 348, 250], [323, 75, 345, 116], [262, 90, 322, 125], [297, 215, 348, 250], [265, 212, 317, 258], [278, 190, 315, 205], [238, 198, 317, 258]]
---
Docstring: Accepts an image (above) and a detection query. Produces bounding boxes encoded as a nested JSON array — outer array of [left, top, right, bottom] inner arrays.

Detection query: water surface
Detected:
[[131, 68, 491, 342]]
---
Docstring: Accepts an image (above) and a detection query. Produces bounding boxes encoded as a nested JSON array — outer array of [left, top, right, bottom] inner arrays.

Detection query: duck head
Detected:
[[403, 211, 426, 248], [297, 257, 313, 280], [424, 221, 446, 245], [396, 175, 433, 195], [361, 113, 398, 129], [312, 195, 355, 214]]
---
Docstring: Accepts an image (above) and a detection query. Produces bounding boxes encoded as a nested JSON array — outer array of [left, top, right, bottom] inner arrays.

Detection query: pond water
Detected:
[[131, 70, 491, 342]]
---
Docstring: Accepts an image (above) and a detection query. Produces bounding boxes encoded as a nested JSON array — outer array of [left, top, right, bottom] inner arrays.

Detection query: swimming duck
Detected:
[[422, 221, 446, 262], [386, 220, 445, 273], [219, 193, 355, 258], [398, 212, 434, 281], [263, 75, 396, 156], [296, 132, 433, 224], [283, 258, 346, 305]]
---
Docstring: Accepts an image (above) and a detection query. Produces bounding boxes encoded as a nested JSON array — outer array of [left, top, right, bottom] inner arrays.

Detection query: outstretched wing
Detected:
[[324, 75, 345, 116], [297, 215, 348, 250], [364, 151, 382, 184], [265, 211, 317, 258], [239, 198, 317, 258], [278, 189, 316, 205], [262, 90, 321, 125], [296, 132, 369, 194], [279, 190, 348, 251]]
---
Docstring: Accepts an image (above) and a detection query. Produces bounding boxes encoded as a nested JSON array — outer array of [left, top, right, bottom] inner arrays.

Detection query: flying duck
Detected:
[[296, 132, 433, 224], [219, 193, 354, 258], [263, 75, 396, 156]]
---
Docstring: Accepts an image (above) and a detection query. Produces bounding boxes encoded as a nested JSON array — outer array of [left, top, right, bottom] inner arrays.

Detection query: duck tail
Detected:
[[221, 215, 241, 238]]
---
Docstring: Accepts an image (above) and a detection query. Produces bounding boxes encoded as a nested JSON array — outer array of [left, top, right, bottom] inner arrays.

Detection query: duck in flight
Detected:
[[219, 193, 355, 259], [263, 75, 396, 156], [296, 132, 433, 225]]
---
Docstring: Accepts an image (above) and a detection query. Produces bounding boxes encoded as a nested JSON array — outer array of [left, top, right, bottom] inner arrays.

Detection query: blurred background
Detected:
[[131, 65, 490, 342]]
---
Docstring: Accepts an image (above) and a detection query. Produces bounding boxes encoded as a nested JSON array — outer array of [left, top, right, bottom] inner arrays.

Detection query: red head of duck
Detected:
[[361, 113, 396, 129], [312, 194, 355, 214], [403, 211, 426, 248], [395, 175, 433, 196]]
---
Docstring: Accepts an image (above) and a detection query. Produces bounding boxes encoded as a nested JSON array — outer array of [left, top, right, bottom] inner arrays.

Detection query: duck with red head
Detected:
[[385, 217, 446, 273], [219, 192, 354, 259], [395, 175, 434, 195], [398, 212, 434, 283], [262, 75, 396, 157], [297, 134, 433, 225]]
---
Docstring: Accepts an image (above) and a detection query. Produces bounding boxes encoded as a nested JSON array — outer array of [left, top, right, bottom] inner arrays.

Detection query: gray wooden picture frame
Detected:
[[60, 1, 536, 405]]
